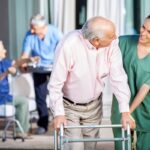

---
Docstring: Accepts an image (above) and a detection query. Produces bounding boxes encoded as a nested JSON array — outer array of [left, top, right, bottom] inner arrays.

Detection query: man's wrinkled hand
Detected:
[[52, 115, 67, 131], [121, 112, 136, 130]]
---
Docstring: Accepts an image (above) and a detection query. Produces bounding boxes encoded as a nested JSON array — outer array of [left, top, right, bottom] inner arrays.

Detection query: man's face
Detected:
[[90, 33, 116, 49], [30, 25, 46, 39], [0, 42, 6, 59], [99, 33, 117, 47], [139, 18, 150, 45]]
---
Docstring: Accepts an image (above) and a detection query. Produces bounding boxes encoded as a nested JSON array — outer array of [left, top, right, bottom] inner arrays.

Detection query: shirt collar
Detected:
[[84, 39, 96, 50], [78, 30, 96, 50]]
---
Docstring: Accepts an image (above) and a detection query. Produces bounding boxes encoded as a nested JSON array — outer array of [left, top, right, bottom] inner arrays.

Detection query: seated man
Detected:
[[0, 41, 38, 138]]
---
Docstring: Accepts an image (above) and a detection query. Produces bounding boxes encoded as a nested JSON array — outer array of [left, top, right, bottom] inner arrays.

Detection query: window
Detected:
[[76, 0, 87, 29]]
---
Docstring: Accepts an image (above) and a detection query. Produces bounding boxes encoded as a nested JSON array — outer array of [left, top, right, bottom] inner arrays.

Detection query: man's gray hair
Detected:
[[82, 21, 104, 40], [30, 14, 48, 27]]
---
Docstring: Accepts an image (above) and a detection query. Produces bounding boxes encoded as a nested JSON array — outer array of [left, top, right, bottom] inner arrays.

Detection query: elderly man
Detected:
[[21, 14, 62, 134], [48, 16, 135, 150]]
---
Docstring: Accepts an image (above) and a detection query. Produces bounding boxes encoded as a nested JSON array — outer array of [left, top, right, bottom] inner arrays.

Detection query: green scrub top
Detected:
[[111, 35, 150, 132]]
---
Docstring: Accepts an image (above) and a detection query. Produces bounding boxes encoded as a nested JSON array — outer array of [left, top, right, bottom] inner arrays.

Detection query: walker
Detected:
[[54, 124, 131, 150]]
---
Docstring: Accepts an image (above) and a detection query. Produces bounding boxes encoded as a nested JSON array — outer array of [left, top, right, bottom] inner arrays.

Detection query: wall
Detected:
[[0, 0, 10, 55], [8, 0, 40, 59]]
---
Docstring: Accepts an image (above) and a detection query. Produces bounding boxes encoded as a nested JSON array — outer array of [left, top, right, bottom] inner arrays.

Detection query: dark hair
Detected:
[[146, 15, 150, 19]]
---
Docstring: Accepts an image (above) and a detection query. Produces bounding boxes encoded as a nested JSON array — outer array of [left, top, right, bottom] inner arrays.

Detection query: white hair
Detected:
[[30, 14, 47, 27], [82, 21, 104, 40]]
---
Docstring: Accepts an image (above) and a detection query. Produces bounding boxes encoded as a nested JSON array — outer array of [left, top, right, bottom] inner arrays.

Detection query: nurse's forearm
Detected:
[[130, 84, 150, 113]]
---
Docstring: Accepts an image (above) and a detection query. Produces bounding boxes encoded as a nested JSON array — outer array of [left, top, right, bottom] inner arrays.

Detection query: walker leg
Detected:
[[60, 124, 64, 150], [54, 130, 58, 150]]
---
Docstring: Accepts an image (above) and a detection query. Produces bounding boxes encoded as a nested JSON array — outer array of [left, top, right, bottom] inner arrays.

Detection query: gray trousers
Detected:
[[14, 96, 30, 132], [63, 95, 103, 150]]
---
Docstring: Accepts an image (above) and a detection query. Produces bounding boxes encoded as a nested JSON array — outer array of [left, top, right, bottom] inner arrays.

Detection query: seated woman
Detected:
[[0, 41, 38, 138]]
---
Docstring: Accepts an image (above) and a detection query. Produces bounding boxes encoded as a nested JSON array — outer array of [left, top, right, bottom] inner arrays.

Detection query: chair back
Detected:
[[10, 73, 36, 112], [10, 73, 35, 98]]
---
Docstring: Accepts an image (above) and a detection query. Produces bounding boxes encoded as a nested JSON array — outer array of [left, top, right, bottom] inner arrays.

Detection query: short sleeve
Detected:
[[139, 58, 150, 86], [51, 25, 63, 43], [144, 76, 150, 85], [3, 59, 12, 71], [22, 31, 32, 54]]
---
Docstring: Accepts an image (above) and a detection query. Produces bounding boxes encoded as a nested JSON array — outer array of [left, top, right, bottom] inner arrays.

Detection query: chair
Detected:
[[11, 73, 53, 121], [0, 74, 27, 142], [10, 73, 37, 130], [10, 73, 37, 113], [0, 73, 36, 142], [10, 73, 53, 131], [0, 93, 25, 142]]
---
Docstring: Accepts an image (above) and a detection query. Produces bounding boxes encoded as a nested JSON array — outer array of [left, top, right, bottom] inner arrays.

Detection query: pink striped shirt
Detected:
[[48, 30, 130, 116]]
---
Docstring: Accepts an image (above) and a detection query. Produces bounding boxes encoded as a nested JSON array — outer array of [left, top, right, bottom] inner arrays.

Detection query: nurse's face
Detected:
[[139, 18, 150, 46]]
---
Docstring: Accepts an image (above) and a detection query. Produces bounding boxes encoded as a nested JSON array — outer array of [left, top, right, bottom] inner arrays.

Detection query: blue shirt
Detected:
[[22, 24, 62, 67], [0, 59, 13, 104]]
